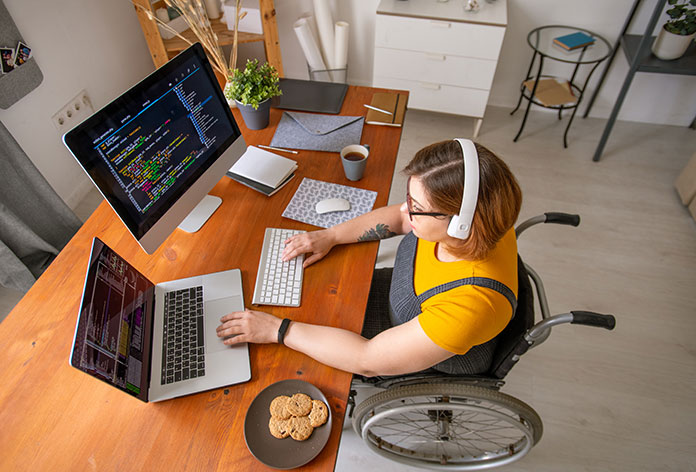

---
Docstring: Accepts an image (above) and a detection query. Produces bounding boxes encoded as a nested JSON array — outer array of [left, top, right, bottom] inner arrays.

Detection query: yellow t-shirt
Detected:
[[415, 229, 518, 355]]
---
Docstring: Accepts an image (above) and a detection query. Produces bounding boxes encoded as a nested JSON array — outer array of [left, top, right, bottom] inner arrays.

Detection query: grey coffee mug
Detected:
[[340, 144, 369, 181]]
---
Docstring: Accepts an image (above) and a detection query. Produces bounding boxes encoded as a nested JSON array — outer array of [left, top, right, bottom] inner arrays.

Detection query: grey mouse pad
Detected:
[[282, 178, 377, 228]]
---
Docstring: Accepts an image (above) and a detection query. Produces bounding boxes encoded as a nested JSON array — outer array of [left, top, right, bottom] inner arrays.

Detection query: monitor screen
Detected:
[[64, 43, 246, 253]]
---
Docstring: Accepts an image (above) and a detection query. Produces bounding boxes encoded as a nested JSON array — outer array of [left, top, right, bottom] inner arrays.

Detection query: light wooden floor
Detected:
[[2, 106, 695, 470], [337, 106, 696, 471]]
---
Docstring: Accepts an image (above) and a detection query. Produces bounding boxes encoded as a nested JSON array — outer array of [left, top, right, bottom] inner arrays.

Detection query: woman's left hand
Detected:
[[216, 309, 283, 345]]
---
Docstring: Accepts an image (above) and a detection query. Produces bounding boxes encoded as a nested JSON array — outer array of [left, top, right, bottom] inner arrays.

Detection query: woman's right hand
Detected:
[[281, 229, 337, 268]]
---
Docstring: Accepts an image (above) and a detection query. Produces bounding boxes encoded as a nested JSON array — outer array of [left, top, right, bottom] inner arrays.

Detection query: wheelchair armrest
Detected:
[[515, 212, 580, 237]]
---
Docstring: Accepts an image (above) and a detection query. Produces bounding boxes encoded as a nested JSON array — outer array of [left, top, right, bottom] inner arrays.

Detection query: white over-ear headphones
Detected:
[[447, 138, 479, 240]]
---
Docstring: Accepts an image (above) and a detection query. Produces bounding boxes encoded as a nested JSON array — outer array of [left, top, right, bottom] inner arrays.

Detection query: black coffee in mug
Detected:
[[344, 152, 365, 161]]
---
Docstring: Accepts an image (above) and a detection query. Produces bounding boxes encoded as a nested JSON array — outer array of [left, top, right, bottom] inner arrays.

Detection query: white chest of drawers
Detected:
[[373, 0, 507, 137]]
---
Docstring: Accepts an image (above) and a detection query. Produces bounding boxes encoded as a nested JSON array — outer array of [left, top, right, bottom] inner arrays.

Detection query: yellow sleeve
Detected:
[[417, 286, 512, 355]]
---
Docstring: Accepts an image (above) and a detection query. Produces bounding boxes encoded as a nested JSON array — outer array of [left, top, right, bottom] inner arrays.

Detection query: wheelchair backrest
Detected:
[[488, 255, 535, 379]]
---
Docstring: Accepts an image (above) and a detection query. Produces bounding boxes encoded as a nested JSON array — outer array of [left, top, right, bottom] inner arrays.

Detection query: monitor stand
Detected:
[[178, 195, 222, 233]]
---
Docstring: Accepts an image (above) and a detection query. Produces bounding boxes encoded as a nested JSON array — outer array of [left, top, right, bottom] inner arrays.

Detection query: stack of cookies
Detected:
[[268, 393, 329, 441]]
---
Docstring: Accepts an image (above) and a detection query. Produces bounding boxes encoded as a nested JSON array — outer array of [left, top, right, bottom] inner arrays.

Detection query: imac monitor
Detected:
[[64, 43, 246, 254]]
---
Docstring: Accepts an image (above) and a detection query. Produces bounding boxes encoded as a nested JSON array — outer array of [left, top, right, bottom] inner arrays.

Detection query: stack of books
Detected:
[[227, 146, 298, 196]]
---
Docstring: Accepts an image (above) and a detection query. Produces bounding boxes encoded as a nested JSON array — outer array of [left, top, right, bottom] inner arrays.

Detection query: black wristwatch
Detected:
[[277, 318, 291, 345]]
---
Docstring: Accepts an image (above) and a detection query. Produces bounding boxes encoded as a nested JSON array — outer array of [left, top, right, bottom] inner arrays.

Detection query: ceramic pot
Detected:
[[223, 82, 236, 107], [236, 98, 271, 130], [651, 25, 695, 60]]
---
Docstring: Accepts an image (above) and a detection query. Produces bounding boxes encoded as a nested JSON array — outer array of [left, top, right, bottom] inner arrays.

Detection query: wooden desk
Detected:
[[0, 86, 406, 471]]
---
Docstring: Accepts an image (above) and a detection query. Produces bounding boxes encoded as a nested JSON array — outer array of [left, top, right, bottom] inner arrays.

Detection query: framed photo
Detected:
[[14, 41, 31, 67], [0, 48, 15, 74]]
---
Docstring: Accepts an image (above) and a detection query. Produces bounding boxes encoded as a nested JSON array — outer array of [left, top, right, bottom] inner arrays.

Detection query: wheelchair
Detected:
[[349, 213, 616, 470]]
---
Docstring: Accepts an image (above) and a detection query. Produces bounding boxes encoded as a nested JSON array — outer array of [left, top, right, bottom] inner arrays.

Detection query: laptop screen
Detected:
[[70, 238, 154, 401]]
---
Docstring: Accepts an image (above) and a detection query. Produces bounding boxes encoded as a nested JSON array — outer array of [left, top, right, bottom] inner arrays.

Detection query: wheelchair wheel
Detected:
[[352, 383, 542, 471]]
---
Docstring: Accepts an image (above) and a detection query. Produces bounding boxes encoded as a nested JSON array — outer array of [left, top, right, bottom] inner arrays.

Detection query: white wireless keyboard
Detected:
[[252, 228, 305, 307]]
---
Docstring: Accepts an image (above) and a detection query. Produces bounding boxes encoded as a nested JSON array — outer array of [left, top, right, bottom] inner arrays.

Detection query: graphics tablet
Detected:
[[275, 78, 348, 114]]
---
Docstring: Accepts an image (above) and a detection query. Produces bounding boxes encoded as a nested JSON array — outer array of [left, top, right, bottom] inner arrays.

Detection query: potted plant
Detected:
[[652, 0, 696, 60], [224, 59, 282, 130]]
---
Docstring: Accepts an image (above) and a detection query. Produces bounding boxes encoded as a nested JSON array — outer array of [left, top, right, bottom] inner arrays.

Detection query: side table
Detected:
[[511, 25, 612, 148]]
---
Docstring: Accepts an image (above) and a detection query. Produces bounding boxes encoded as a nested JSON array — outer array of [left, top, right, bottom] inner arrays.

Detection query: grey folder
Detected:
[[270, 111, 364, 153]]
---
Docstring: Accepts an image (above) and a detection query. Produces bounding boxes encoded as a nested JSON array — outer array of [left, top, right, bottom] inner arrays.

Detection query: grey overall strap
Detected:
[[390, 232, 517, 324], [387, 232, 518, 375], [417, 277, 517, 316]]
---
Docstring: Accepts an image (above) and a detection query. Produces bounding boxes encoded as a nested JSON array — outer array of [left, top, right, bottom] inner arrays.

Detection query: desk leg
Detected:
[[473, 118, 483, 138]]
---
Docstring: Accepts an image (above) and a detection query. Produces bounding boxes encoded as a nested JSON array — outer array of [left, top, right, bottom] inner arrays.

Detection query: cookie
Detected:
[[269, 395, 291, 420], [269, 417, 290, 439], [309, 399, 329, 427], [288, 415, 314, 441], [286, 393, 312, 417]]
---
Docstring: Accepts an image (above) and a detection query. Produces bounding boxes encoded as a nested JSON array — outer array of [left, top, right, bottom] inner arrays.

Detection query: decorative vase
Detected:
[[651, 25, 695, 60], [235, 99, 271, 130]]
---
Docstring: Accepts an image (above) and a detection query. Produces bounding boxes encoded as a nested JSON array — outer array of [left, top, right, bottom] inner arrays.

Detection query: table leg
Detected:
[[511, 50, 538, 116], [513, 55, 545, 143]]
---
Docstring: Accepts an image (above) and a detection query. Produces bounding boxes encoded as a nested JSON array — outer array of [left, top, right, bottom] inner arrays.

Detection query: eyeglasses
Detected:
[[406, 178, 450, 221]]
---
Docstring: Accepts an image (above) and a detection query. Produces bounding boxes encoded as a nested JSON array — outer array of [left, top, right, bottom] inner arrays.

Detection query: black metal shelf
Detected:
[[585, 0, 695, 162], [621, 34, 696, 75]]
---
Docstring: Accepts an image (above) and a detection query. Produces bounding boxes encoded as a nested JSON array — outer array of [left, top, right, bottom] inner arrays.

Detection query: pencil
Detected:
[[258, 144, 299, 154], [363, 104, 393, 115]]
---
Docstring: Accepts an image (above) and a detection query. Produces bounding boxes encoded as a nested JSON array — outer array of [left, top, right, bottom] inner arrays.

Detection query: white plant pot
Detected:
[[651, 25, 695, 61]]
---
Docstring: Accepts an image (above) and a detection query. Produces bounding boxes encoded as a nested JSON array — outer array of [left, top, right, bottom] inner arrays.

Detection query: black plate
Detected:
[[244, 379, 332, 469]]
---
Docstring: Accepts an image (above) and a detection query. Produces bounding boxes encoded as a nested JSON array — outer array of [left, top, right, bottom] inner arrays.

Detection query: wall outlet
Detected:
[[51, 90, 94, 133]]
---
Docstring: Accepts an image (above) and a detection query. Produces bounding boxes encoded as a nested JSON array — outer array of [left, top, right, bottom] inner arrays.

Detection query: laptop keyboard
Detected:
[[252, 228, 305, 307], [161, 286, 206, 385]]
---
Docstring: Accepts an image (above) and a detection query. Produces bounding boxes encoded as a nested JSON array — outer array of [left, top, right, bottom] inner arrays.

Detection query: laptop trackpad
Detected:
[[205, 297, 243, 354]]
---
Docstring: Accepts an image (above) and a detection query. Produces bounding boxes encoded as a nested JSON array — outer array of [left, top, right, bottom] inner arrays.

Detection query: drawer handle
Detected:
[[430, 21, 452, 29], [425, 53, 446, 61], [419, 82, 442, 91]]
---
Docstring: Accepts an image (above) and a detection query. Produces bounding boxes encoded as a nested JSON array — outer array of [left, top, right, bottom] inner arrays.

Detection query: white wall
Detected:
[[275, 0, 696, 126], [0, 0, 692, 212], [0, 0, 154, 209]]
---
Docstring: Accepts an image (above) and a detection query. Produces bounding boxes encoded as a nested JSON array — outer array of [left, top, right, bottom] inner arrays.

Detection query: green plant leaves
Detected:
[[224, 59, 282, 109], [664, 0, 696, 35]]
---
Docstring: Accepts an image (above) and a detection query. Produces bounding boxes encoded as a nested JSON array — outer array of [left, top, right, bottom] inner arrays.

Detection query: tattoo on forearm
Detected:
[[357, 223, 397, 242]]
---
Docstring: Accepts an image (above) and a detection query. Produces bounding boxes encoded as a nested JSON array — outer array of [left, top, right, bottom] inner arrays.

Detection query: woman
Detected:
[[216, 140, 522, 377]]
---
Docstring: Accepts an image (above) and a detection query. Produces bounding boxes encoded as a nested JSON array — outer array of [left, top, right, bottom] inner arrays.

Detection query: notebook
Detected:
[[227, 145, 298, 196], [70, 237, 251, 402], [553, 31, 595, 51], [365, 92, 408, 127]]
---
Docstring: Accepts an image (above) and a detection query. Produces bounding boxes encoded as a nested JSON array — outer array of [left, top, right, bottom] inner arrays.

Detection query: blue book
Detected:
[[553, 31, 595, 50]]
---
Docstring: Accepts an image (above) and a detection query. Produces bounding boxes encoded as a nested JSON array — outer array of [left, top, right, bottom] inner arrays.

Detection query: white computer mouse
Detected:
[[315, 197, 351, 214]]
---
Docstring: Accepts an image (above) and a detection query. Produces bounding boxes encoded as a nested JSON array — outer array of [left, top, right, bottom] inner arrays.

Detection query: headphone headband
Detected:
[[447, 139, 479, 240]]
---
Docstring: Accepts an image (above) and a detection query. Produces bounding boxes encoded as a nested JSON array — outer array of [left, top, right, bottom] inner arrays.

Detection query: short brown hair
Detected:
[[403, 140, 522, 260]]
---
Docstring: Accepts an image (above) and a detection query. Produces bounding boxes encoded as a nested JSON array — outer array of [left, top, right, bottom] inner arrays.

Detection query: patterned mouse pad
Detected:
[[282, 178, 378, 228]]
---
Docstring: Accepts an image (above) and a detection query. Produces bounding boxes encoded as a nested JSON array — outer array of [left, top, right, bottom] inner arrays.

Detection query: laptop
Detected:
[[70, 237, 251, 402]]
